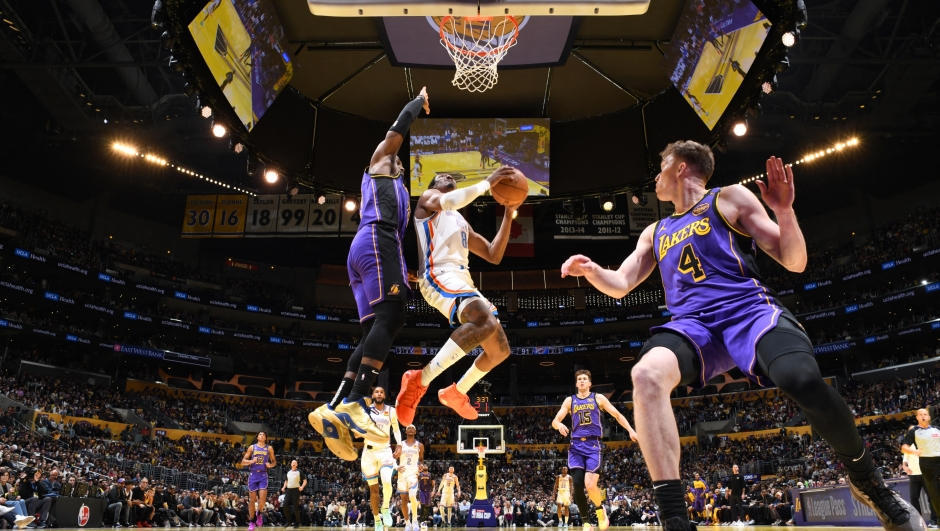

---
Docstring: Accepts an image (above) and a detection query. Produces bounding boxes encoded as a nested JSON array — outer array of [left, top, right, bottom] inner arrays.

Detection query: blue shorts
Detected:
[[568, 438, 602, 473], [248, 473, 268, 492]]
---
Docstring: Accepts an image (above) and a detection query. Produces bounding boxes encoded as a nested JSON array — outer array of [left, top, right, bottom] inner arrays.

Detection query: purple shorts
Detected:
[[248, 473, 268, 493], [348, 224, 409, 322], [568, 438, 602, 473], [419, 490, 431, 505]]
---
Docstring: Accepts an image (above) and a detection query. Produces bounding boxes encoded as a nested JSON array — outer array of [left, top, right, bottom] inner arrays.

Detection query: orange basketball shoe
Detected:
[[438, 383, 479, 420], [395, 370, 429, 425]]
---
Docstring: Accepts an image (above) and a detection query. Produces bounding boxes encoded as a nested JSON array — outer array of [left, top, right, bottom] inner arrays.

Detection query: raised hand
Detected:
[[560, 255, 599, 278], [485, 166, 516, 187], [756, 156, 795, 213], [419, 87, 430, 115]]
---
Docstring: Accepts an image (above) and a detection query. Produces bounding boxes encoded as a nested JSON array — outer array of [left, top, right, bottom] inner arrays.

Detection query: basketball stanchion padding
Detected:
[[438, 15, 519, 93], [491, 169, 529, 205]]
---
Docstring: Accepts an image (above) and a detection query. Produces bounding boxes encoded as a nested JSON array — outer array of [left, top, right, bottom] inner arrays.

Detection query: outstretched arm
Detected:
[[597, 394, 638, 441], [370, 87, 430, 175], [551, 397, 573, 437], [415, 166, 516, 218], [561, 222, 658, 299], [468, 204, 518, 264]]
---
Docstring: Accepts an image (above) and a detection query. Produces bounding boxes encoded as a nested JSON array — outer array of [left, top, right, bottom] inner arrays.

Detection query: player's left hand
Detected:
[[627, 428, 638, 442], [756, 156, 795, 213]]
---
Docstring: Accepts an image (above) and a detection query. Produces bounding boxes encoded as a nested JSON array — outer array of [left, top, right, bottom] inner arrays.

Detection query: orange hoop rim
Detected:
[[439, 15, 520, 58]]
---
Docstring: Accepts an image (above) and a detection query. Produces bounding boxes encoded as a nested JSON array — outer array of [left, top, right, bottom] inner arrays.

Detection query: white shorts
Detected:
[[361, 446, 396, 483], [397, 470, 418, 494], [419, 269, 496, 327], [441, 492, 455, 507], [557, 494, 571, 506]]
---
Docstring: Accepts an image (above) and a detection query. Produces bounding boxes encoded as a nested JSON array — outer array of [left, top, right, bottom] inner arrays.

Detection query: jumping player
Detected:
[[309, 88, 430, 460], [418, 465, 435, 525], [240, 431, 276, 531], [395, 167, 520, 425], [397, 425, 425, 531], [363, 387, 401, 531], [561, 142, 925, 531], [437, 467, 460, 528], [553, 467, 573, 529], [551, 370, 638, 531]]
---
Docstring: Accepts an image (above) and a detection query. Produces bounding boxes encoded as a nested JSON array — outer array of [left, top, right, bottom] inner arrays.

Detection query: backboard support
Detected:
[[307, 1, 650, 18], [457, 424, 505, 454]]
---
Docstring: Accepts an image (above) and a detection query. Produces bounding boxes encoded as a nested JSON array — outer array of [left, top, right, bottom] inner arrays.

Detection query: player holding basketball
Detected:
[[553, 467, 573, 529], [240, 431, 276, 531], [363, 387, 401, 531], [397, 425, 425, 531], [551, 370, 637, 531], [395, 167, 519, 425], [309, 88, 431, 461], [437, 467, 461, 528], [561, 141, 925, 531]]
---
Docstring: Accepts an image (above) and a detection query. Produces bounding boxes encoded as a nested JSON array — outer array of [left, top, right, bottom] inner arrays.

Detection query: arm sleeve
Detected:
[[439, 181, 490, 211], [902, 428, 916, 447], [390, 408, 402, 446], [389, 97, 426, 136]]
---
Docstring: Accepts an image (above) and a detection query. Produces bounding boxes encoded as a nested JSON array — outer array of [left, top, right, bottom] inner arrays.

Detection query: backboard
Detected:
[[457, 424, 505, 454], [306, 1, 650, 17]]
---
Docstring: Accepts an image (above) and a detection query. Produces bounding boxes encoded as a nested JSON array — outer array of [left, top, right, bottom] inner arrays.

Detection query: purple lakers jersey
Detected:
[[358, 169, 410, 240], [571, 393, 602, 438], [653, 188, 775, 319], [249, 444, 270, 474]]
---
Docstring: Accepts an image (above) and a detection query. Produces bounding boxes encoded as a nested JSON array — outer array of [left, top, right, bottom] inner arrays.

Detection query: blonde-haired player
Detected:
[[397, 425, 424, 531], [553, 467, 573, 529], [363, 387, 401, 531], [437, 467, 461, 527]]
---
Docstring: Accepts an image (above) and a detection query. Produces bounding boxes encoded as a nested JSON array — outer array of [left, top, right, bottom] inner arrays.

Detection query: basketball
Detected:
[[491, 169, 528, 206]]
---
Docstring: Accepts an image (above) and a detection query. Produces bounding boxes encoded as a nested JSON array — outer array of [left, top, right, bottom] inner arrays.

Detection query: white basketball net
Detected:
[[439, 16, 519, 93]]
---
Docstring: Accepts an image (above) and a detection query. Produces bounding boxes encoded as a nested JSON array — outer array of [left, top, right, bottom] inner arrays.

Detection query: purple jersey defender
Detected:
[[650, 187, 796, 388], [568, 392, 604, 473], [347, 169, 412, 322]]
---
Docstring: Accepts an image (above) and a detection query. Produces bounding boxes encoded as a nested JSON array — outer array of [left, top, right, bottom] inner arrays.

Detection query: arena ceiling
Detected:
[[0, 0, 938, 217]]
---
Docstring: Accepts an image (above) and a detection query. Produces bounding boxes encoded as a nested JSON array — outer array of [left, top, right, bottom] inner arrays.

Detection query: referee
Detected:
[[281, 460, 307, 528], [902, 409, 940, 520], [727, 464, 745, 525]]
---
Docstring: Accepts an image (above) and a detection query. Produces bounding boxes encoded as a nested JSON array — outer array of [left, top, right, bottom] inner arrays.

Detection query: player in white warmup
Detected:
[[363, 387, 401, 531], [395, 167, 520, 426], [397, 425, 425, 531], [554, 467, 573, 529]]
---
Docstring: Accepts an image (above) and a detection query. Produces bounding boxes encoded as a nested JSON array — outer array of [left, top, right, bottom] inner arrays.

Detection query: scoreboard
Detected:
[[183, 193, 358, 238]]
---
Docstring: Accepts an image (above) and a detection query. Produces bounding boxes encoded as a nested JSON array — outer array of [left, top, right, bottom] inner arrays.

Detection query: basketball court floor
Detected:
[[47, 527, 877, 530]]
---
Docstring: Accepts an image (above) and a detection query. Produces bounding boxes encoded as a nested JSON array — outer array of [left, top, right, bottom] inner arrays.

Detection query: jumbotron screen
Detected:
[[188, 0, 293, 131], [409, 118, 550, 197], [661, 0, 771, 130]]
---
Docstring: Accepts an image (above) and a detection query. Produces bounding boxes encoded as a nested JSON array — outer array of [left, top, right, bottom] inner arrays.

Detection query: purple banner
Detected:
[[793, 479, 918, 526]]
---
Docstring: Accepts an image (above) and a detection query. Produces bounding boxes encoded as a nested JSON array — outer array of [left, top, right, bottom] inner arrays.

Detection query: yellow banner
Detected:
[[181, 195, 218, 238], [213, 195, 248, 237]]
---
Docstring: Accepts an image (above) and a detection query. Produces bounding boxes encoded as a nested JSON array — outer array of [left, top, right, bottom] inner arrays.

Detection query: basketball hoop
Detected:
[[438, 15, 519, 93], [475, 446, 487, 461]]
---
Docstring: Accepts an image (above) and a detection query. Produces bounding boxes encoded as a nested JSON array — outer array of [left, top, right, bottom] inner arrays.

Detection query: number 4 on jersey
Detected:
[[678, 243, 706, 282]]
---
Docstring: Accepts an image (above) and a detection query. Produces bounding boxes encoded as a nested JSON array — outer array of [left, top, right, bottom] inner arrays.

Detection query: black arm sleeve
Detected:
[[902, 428, 916, 447], [389, 97, 426, 136]]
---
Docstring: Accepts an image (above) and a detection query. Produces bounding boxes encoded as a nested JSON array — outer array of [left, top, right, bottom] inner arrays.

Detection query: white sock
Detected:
[[456, 363, 488, 395], [421, 339, 467, 386]]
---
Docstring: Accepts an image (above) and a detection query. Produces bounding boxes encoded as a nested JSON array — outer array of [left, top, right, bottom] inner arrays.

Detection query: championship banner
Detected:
[[553, 196, 629, 240], [627, 193, 659, 234], [497, 204, 534, 257], [181, 195, 218, 238], [213, 195, 248, 238]]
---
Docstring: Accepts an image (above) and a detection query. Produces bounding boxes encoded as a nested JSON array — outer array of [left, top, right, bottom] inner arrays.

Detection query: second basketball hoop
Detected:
[[438, 15, 519, 93]]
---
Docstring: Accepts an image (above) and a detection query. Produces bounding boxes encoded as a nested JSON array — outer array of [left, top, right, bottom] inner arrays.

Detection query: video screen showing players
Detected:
[[661, 0, 771, 130], [188, 0, 293, 131], [409, 118, 550, 197]]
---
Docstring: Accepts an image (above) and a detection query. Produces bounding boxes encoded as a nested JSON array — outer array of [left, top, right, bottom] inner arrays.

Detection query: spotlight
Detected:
[[264, 169, 279, 184], [781, 31, 797, 47], [562, 199, 585, 217], [344, 197, 358, 212], [761, 75, 777, 95], [201, 106, 212, 118], [630, 191, 647, 207], [229, 140, 244, 154], [286, 181, 300, 198], [317, 195, 327, 205], [732, 120, 747, 137], [211, 120, 226, 138], [599, 195, 615, 212], [112, 143, 137, 156]]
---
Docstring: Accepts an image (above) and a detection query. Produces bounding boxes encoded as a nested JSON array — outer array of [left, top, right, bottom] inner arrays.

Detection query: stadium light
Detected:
[[212, 122, 226, 138], [599, 195, 615, 212], [344, 196, 358, 212], [732, 120, 747, 136], [317, 195, 327, 205], [630, 191, 647, 207], [782, 31, 797, 47], [264, 169, 279, 184], [201, 106, 212, 118], [112, 142, 137, 156]]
